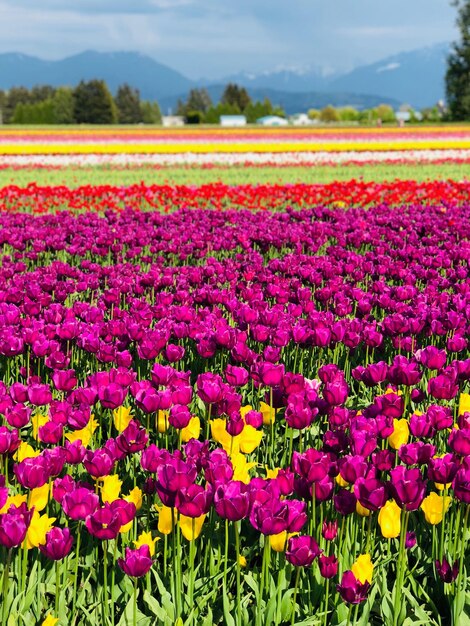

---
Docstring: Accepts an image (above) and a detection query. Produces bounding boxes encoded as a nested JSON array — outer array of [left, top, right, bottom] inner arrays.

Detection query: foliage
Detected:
[[115, 84, 143, 124], [446, 0, 470, 120], [11, 99, 55, 124], [140, 101, 162, 125], [319, 105, 340, 122], [337, 107, 360, 122], [52, 88, 75, 125], [73, 80, 118, 124], [221, 83, 252, 110]]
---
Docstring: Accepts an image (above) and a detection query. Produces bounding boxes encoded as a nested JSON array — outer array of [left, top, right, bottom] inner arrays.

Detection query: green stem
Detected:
[[393, 510, 409, 626], [133, 577, 138, 626], [188, 519, 196, 623], [103, 541, 109, 624], [323, 577, 330, 626], [234, 522, 242, 626], [2, 549, 11, 626], [453, 505, 469, 622], [72, 522, 81, 618], [291, 567, 301, 626], [55, 561, 60, 617]]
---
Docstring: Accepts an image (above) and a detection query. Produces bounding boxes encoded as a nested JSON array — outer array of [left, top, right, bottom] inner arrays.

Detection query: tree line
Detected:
[[175, 83, 285, 123], [0, 81, 161, 124]]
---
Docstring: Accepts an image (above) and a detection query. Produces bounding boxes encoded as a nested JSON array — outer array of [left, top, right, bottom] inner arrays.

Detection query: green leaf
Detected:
[[223, 589, 236, 626], [144, 590, 167, 621], [280, 588, 295, 622]]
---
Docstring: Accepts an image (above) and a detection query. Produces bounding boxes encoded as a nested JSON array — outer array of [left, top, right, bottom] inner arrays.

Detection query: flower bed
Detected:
[[0, 199, 468, 625]]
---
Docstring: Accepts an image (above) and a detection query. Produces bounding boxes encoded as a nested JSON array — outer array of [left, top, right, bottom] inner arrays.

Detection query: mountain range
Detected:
[[0, 43, 449, 114]]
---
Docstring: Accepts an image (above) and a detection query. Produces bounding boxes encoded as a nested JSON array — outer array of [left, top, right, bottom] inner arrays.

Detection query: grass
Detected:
[[0, 162, 468, 187]]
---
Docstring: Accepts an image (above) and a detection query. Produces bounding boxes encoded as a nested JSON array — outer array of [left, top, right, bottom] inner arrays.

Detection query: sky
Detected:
[[0, 0, 458, 78]]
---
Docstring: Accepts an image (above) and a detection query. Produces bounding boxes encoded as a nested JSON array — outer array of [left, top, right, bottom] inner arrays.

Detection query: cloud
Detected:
[[0, 0, 458, 78]]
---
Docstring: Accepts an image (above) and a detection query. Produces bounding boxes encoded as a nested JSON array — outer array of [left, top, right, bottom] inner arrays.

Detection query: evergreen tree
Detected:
[[186, 88, 212, 114], [446, 0, 470, 120], [115, 84, 143, 124], [52, 87, 75, 124], [140, 100, 162, 124], [73, 80, 117, 124], [30, 85, 55, 104], [221, 83, 251, 111], [0, 91, 6, 124], [4, 87, 31, 123]]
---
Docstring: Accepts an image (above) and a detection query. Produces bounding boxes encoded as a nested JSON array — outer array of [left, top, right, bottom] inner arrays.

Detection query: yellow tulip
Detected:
[[269, 531, 298, 552], [181, 417, 201, 443], [157, 505, 174, 535], [458, 393, 470, 416], [420, 492, 451, 525], [25, 512, 55, 549], [351, 554, 373, 584], [238, 555, 247, 568], [259, 402, 275, 426], [378, 500, 401, 538], [157, 411, 170, 434], [336, 474, 349, 488], [0, 494, 27, 515], [238, 425, 263, 454], [29, 483, 50, 512], [210, 419, 240, 453], [265, 467, 280, 480], [41, 615, 59, 626], [119, 521, 133, 534], [100, 475, 122, 503], [179, 514, 206, 541], [388, 418, 409, 450], [134, 531, 160, 556], [240, 405, 253, 419], [231, 453, 256, 484], [356, 502, 371, 517], [124, 487, 143, 511], [113, 406, 132, 432], [14, 442, 40, 462], [65, 415, 98, 447], [31, 414, 49, 440], [434, 482, 452, 491]]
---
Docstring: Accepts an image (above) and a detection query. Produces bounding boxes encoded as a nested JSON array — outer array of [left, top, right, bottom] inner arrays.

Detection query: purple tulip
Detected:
[[118, 545, 153, 577], [354, 477, 388, 511], [0, 503, 33, 548], [62, 487, 99, 520], [337, 570, 370, 604], [318, 554, 338, 578], [39, 527, 74, 560], [214, 481, 250, 521], [85, 504, 122, 540], [14, 456, 50, 489], [390, 466, 426, 510], [286, 535, 321, 567], [175, 484, 213, 518], [448, 429, 470, 457], [452, 467, 470, 504], [435, 558, 459, 583], [83, 448, 115, 478], [116, 419, 149, 454], [0, 426, 20, 455]]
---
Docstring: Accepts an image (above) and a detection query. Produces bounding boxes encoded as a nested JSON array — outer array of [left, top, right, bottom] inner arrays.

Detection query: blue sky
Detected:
[[0, 0, 457, 78]]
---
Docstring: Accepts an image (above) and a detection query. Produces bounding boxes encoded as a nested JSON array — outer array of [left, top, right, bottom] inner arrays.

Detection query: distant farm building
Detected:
[[220, 115, 247, 127], [290, 113, 311, 126], [162, 116, 185, 127], [256, 115, 288, 126]]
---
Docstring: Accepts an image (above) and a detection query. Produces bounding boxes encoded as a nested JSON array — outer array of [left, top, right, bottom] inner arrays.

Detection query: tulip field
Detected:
[[0, 125, 469, 626]]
